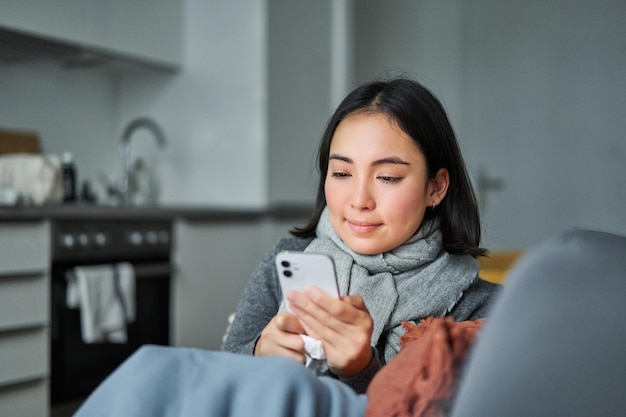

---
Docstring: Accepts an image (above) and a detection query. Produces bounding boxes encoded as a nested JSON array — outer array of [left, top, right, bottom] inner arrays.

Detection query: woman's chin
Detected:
[[344, 239, 393, 256]]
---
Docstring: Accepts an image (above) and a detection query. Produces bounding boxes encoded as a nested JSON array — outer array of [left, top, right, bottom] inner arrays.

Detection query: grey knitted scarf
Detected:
[[304, 207, 479, 363]]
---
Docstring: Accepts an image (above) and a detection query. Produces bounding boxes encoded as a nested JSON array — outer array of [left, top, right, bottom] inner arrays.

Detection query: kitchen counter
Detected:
[[0, 202, 313, 417], [0, 203, 313, 222]]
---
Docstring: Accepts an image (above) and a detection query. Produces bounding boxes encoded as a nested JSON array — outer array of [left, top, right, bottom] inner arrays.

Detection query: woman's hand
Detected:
[[253, 311, 307, 363], [287, 286, 374, 378]]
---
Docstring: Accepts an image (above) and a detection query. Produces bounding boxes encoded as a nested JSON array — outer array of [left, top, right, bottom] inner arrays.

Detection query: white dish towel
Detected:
[[66, 262, 136, 343]]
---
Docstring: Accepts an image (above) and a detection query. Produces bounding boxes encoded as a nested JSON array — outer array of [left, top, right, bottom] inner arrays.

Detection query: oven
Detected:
[[50, 218, 172, 407]]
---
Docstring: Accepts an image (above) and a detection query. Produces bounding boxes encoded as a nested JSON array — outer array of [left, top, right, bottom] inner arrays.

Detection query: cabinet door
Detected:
[[0, 328, 48, 386], [0, 221, 49, 417], [88, 0, 183, 67], [0, 0, 85, 43], [0, 221, 48, 274], [0, 0, 182, 69], [0, 274, 48, 330], [0, 220, 49, 332], [173, 220, 266, 351], [0, 379, 48, 417]]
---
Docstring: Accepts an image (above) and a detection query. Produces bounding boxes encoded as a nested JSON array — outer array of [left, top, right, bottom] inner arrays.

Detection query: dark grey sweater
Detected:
[[222, 237, 500, 394]]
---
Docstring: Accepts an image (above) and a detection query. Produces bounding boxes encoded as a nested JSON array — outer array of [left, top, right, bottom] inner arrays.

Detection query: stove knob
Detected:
[[129, 231, 143, 246], [146, 231, 158, 245], [158, 230, 170, 245], [61, 233, 75, 249], [78, 233, 89, 247], [94, 232, 107, 247]]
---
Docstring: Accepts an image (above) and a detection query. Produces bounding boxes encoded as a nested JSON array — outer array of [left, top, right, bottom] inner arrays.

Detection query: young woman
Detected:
[[222, 77, 497, 392], [75, 78, 499, 417]]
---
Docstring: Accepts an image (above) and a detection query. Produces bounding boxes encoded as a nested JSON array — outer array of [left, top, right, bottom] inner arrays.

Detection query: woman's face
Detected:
[[324, 112, 448, 255]]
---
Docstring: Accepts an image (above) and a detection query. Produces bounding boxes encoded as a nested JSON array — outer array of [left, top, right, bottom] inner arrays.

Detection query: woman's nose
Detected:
[[350, 180, 375, 210]]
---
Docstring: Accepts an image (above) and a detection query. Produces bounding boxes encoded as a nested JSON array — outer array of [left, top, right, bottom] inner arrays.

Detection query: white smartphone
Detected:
[[275, 251, 340, 313]]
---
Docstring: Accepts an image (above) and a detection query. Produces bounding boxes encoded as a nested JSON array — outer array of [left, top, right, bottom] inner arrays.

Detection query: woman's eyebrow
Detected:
[[329, 154, 352, 163], [329, 154, 411, 166], [372, 156, 410, 166]]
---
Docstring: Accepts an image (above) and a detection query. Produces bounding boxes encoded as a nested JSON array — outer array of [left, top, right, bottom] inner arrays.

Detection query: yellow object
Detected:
[[0, 129, 41, 154], [478, 251, 524, 284]]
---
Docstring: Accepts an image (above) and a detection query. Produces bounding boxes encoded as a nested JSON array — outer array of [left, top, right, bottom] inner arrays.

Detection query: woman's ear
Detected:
[[428, 168, 450, 206]]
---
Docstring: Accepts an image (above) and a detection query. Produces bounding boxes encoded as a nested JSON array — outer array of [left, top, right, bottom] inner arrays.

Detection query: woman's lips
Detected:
[[347, 220, 381, 234]]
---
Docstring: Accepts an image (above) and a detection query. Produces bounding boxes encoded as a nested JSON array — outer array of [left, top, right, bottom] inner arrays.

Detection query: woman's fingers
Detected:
[[275, 311, 306, 334], [287, 287, 368, 334], [254, 312, 306, 363], [287, 287, 340, 340], [287, 287, 374, 377], [342, 294, 368, 311]]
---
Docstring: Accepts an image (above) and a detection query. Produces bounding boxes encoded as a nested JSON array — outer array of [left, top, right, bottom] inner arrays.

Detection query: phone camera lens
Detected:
[[281, 261, 290, 267], [283, 270, 292, 278]]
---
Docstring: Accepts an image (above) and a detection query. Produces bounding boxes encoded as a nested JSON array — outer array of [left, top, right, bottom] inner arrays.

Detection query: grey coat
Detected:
[[222, 237, 500, 394]]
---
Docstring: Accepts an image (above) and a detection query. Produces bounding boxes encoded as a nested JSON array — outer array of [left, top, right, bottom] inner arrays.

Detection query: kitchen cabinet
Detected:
[[0, 1, 84, 44], [0, 206, 310, 416], [172, 218, 266, 350], [172, 213, 309, 351], [0, 0, 182, 71], [86, 0, 182, 69], [0, 220, 50, 417]]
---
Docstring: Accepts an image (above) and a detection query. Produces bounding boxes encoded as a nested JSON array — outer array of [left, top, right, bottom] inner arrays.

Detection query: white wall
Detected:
[[116, 0, 267, 208], [4, 1, 624, 251], [0, 61, 118, 196], [0, 0, 268, 208], [460, 0, 626, 250], [352, 0, 626, 250]]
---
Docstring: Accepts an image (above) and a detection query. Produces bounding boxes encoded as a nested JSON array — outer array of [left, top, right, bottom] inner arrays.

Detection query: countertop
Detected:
[[0, 203, 313, 222]]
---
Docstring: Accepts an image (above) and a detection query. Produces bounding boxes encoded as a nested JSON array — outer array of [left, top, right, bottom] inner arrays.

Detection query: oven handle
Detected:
[[133, 262, 172, 279]]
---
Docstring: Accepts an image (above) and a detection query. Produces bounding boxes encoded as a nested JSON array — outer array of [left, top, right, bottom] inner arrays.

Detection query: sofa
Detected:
[[450, 229, 626, 416], [365, 229, 626, 417]]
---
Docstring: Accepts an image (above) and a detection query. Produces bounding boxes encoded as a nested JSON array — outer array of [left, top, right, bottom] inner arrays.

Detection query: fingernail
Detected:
[[287, 291, 299, 302]]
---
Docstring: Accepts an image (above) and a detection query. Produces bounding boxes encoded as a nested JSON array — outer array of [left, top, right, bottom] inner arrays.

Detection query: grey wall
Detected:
[[116, 0, 268, 207], [353, 1, 465, 125], [0, 62, 118, 195], [267, 0, 333, 206], [3, 1, 624, 251], [353, 0, 626, 250], [0, 0, 269, 208]]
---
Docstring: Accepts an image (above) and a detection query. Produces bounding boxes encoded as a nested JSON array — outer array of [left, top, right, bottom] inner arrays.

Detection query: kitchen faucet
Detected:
[[116, 117, 167, 205]]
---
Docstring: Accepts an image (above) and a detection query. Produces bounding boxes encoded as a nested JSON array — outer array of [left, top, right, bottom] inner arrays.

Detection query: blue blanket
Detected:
[[75, 345, 368, 417]]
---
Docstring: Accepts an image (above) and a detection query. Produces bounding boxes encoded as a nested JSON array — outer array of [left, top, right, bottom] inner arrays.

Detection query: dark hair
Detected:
[[291, 77, 486, 257]]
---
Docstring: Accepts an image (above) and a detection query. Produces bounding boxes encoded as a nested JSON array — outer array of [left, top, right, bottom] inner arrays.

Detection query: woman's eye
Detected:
[[331, 171, 350, 179], [378, 175, 402, 183]]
